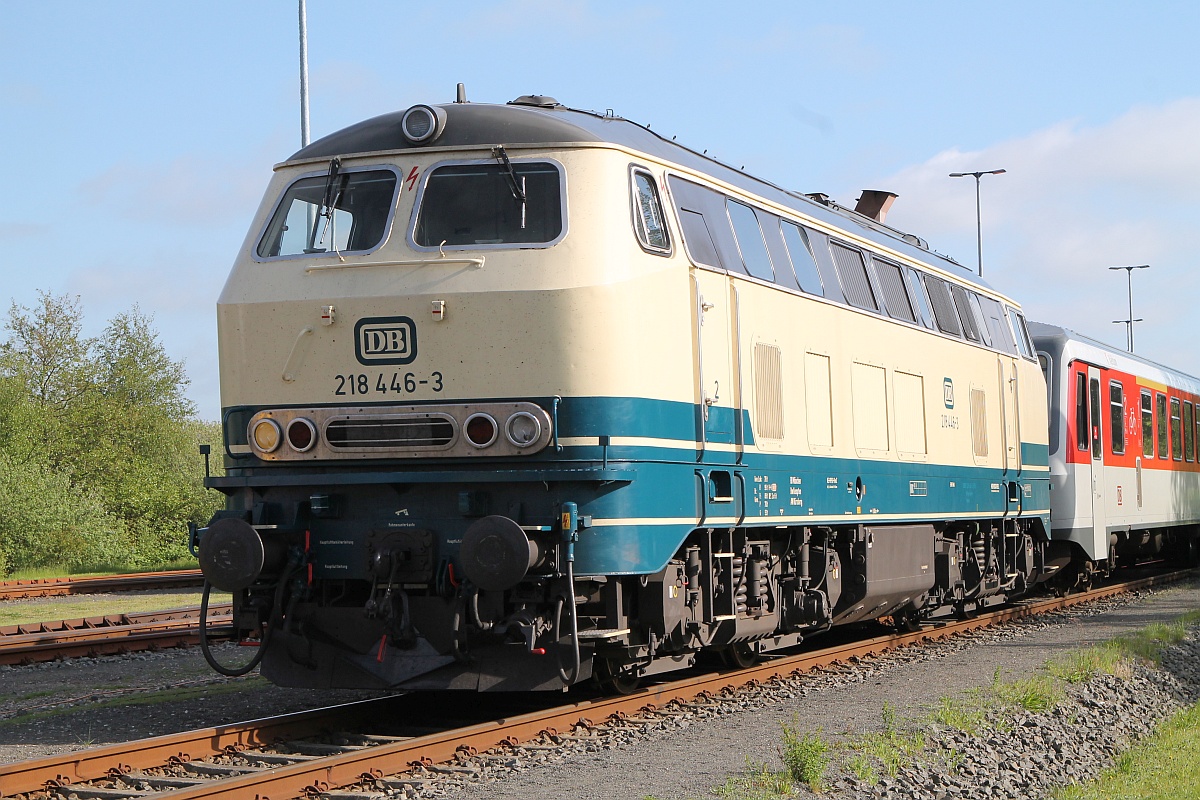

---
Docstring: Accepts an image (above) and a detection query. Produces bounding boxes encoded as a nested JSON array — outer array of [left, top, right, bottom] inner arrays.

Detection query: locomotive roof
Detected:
[[290, 97, 994, 294]]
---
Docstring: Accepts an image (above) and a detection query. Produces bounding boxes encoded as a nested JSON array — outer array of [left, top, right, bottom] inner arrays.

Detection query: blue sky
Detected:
[[3, 1, 1199, 418]]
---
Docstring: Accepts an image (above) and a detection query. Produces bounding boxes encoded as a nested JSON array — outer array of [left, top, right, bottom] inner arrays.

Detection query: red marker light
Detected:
[[531, 648, 546, 655]]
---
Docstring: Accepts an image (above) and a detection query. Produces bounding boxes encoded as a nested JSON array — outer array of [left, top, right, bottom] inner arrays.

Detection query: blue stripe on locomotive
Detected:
[[220, 395, 1051, 576]]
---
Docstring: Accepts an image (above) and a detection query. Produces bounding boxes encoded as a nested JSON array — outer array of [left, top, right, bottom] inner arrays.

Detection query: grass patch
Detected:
[[713, 760, 796, 800], [3, 558, 199, 581], [845, 702, 926, 777], [1052, 701, 1200, 800], [989, 666, 1063, 712], [779, 721, 831, 792]]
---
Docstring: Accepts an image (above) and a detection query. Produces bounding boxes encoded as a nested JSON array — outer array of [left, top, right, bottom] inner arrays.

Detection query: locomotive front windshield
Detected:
[[258, 168, 398, 258], [414, 162, 562, 247]]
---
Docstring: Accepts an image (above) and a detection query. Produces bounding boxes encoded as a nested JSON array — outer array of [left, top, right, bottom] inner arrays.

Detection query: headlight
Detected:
[[400, 104, 447, 145], [505, 411, 542, 447], [286, 418, 318, 452], [463, 413, 498, 448], [251, 418, 282, 453]]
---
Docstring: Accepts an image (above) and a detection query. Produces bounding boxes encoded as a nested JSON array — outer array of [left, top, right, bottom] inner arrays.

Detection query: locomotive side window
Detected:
[[1006, 308, 1036, 360], [1156, 392, 1168, 459], [1109, 381, 1125, 455], [414, 161, 562, 247], [923, 275, 963, 337], [967, 292, 992, 347], [830, 242, 879, 312], [1075, 372, 1089, 452], [726, 200, 775, 281], [906, 268, 935, 329], [1185, 401, 1195, 461], [1170, 397, 1183, 460], [630, 170, 670, 254], [950, 284, 981, 343], [780, 221, 825, 297], [873, 257, 916, 323], [979, 296, 1017, 354], [1141, 390, 1154, 457], [258, 168, 398, 259], [668, 177, 746, 274], [677, 210, 722, 268]]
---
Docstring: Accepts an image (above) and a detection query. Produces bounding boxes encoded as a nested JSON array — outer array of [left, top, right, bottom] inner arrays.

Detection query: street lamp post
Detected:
[[949, 169, 1006, 277], [1109, 264, 1150, 353]]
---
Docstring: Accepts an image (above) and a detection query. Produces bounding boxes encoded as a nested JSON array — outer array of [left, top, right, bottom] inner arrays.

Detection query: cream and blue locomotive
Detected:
[[195, 93, 1055, 691]]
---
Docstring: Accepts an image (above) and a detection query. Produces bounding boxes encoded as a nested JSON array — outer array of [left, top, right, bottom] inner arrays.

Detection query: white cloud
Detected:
[[871, 98, 1200, 375]]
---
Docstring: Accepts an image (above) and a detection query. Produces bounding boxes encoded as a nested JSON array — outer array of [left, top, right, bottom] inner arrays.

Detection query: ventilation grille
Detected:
[[874, 258, 915, 322], [831, 243, 878, 311], [326, 415, 456, 449], [970, 389, 988, 457], [754, 343, 784, 440]]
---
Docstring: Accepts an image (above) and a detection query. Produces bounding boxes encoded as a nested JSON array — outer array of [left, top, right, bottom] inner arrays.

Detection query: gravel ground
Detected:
[[0, 578, 1197, 800]]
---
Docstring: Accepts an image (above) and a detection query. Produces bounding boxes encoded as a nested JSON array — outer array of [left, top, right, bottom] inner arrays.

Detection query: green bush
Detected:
[[0, 292, 223, 576]]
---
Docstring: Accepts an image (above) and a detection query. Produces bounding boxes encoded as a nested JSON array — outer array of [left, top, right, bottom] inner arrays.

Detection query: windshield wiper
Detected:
[[491, 146, 527, 229], [307, 157, 344, 252]]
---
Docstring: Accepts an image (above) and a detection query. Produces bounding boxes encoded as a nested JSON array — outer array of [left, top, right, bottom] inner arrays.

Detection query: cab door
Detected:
[[691, 268, 734, 454], [1086, 366, 1109, 560]]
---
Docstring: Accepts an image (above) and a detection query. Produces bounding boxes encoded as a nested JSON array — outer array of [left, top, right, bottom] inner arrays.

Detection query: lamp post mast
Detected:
[[1109, 265, 1150, 353], [949, 169, 1006, 277], [299, 0, 311, 148]]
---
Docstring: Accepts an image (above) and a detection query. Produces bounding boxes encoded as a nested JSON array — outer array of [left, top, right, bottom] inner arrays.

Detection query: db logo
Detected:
[[943, 378, 955, 409], [354, 316, 417, 365]]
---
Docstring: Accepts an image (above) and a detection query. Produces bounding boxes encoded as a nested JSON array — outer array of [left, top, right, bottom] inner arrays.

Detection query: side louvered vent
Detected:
[[754, 343, 784, 440], [970, 389, 988, 457]]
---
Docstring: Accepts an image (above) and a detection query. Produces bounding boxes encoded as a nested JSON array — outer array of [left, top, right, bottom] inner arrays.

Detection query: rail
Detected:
[[0, 570, 204, 601], [0, 568, 1191, 800]]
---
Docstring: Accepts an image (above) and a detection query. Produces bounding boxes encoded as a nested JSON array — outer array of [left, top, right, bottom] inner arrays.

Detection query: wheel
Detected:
[[593, 658, 641, 695], [720, 643, 759, 669], [894, 611, 922, 633]]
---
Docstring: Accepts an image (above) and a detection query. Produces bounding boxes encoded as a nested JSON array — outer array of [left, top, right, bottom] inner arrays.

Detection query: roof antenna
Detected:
[[456, 83, 467, 103]]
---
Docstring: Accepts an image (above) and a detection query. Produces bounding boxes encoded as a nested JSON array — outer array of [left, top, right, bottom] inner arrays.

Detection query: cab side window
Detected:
[[631, 169, 670, 254]]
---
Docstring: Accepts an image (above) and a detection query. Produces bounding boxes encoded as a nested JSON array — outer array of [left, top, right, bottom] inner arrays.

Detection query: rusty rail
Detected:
[[0, 570, 204, 601], [0, 604, 233, 665], [0, 568, 1191, 799]]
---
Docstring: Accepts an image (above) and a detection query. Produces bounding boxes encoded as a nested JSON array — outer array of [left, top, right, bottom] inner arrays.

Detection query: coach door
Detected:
[[691, 269, 735, 454], [1086, 366, 1109, 559]]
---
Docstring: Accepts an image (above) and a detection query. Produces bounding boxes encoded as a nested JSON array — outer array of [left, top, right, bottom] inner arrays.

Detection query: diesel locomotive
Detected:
[[193, 91, 1196, 692]]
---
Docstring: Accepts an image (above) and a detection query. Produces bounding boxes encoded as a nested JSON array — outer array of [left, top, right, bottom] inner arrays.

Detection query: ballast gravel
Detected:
[[0, 578, 1197, 799]]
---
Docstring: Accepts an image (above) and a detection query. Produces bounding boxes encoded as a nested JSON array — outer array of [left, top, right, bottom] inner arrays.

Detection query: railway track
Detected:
[[0, 570, 205, 602], [0, 604, 233, 665], [1, 568, 1191, 800]]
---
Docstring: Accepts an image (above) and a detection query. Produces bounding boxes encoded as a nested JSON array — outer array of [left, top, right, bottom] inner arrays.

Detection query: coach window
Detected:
[[1170, 398, 1183, 460], [1075, 372, 1089, 452], [414, 161, 563, 247], [258, 167, 398, 259], [780, 221, 824, 296], [1109, 381, 1125, 455], [631, 170, 670, 254], [1141, 390, 1154, 457], [726, 200, 775, 281], [1185, 401, 1195, 461], [1156, 393, 1169, 459], [873, 257, 917, 323], [1089, 378, 1103, 459]]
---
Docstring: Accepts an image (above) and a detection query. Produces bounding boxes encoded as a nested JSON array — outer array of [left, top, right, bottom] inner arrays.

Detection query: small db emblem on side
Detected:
[[354, 316, 417, 365]]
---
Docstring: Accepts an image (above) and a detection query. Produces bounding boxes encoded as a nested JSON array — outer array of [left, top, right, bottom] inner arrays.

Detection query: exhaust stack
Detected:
[[854, 190, 898, 223]]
